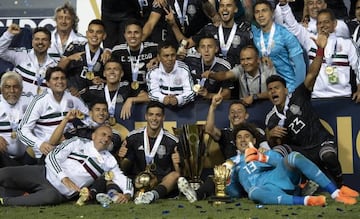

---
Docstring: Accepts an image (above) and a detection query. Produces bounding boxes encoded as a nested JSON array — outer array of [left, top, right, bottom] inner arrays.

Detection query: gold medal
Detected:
[[193, 84, 201, 93], [325, 66, 334, 75], [105, 171, 114, 181], [86, 71, 95, 80], [11, 131, 16, 139], [131, 81, 139, 90], [109, 116, 116, 126], [37, 86, 42, 95]]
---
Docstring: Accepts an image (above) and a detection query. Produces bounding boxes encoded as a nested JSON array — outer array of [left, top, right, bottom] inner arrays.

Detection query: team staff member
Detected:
[[118, 101, 181, 204], [0, 24, 56, 96], [17, 67, 89, 162], [252, 0, 306, 93], [48, 2, 86, 62], [0, 125, 133, 206], [146, 42, 195, 107], [203, 45, 276, 105], [0, 72, 33, 167]]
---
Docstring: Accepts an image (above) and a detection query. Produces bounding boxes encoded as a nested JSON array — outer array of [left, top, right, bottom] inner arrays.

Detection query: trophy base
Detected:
[[208, 195, 233, 205]]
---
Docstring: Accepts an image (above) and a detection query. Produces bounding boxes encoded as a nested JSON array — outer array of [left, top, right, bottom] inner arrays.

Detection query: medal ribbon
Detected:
[[104, 85, 119, 116], [218, 23, 237, 58], [260, 23, 275, 57], [143, 127, 164, 165], [85, 44, 101, 71], [274, 95, 290, 127], [174, 0, 189, 28], [127, 43, 144, 82]]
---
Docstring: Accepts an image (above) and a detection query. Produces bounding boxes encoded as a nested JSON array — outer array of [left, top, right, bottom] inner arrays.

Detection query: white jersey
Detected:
[[45, 137, 133, 197], [17, 89, 89, 158], [277, 4, 360, 98], [275, 3, 350, 38], [0, 31, 57, 97], [0, 94, 33, 157], [48, 29, 87, 62], [146, 60, 195, 106]]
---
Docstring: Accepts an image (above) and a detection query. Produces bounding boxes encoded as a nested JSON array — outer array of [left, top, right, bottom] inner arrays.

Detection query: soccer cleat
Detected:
[[306, 195, 326, 206], [339, 185, 359, 198], [301, 180, 319, 196], [96, 193, 113, 207], [335, 192, 357, 205], [76, 187, 90, 206], [134, 191, 155, 205], [177, 177, 197, 203]]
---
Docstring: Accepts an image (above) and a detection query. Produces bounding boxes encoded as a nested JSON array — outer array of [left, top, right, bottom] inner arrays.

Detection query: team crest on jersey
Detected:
[[174, 77, 182, 85], [289, 104, 301, 115], [232, 36, 241, 48], [116, 95, 124, 103], [67, 100, 74, 108], [187, 4, 196, 16], [157, 145, 166, 159]]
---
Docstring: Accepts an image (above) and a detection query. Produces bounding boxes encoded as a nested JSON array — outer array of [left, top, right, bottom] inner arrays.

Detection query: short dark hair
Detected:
[[146, 101, 165, 115], [45, 66, 66, 81], [317, 8, 336, 21], [232, 123, 260, 148], [266, 75, 287, 88], [33, 27, 51, 41], [88, 19, 106, 30], [89, 99, 108, 111], [158, 41, 177, 54], [240, 44, 259, 57], [229, 100, 247, 111], [253, 0, 274, 12], [104, 58, 122, 68], [197, 34, 219, 49], [124, 18, 143, 32]]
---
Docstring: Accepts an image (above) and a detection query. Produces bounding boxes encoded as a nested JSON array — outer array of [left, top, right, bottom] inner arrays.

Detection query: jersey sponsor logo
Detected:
[[288, 117, 306, 134]]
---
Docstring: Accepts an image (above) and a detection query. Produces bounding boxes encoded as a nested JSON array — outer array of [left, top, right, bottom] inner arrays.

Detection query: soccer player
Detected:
[[178, 122, 358, 205], [58, 19, 107, 92], [117, 101, 181, 204], [184, 35, 233, 100], [81, 59, 149, 120], [0, 125, 133, 206], [252, 0, 306, 93], [111, 19, 158, 92], [265, 30, 356, 189]]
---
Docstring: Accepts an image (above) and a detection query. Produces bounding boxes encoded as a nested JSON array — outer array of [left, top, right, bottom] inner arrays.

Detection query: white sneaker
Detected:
[[178, 177, 197, 203], [96, 193, 113, 207], [134, 191, 155, 205]]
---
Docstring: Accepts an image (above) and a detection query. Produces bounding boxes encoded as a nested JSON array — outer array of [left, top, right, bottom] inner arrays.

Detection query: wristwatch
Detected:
[[252, 94, 259, 101]]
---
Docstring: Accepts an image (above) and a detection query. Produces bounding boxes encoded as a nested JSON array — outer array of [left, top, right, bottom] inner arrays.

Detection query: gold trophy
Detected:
[[174, 124, 206, 190], [209, 161, 234, 205], [134, 164, 158, 198]]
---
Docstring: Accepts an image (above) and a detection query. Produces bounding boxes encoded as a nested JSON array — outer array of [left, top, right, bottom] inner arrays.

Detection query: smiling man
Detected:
[[58, 19, 107, 93], [0, 24, 57, 96], [17, 67, 89, 164], [117, 101, 181, 204], [0, 125, 133, 206], [184, 35, 233, 100]]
